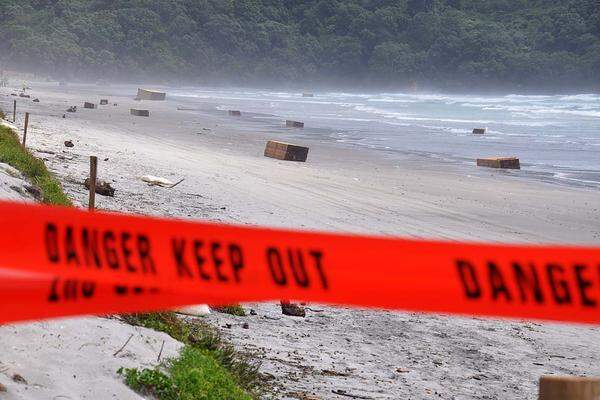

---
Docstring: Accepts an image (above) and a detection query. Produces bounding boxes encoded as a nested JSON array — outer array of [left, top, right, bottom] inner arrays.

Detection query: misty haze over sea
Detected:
[[170, 88, 600, 188]]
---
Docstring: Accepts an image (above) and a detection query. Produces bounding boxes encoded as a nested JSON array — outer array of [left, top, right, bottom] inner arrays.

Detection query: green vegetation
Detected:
[[121, 312, 264, 399], [0, 0, 598, 90], [0, 125, 71, 205], [212, 304, 246, 317], [119, 347, 252, 400]]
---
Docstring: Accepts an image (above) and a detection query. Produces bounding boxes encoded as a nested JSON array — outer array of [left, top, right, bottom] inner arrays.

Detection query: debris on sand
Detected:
[[12, 374, 27, 385], [476, 157, 520, 169], [35, 149, 56, 155], [332, 389, 373, 399], [140, 175, 184, 188], [19, 92, 30, 98], [64, 140, 74, 148], [264, 140, 309, 162], [33, 98, 40, 103], [24, 184, 42, 200], [84, 178, 115, 197], [130, 109, 150, 117], [137, 88, 166, 101], [176, 304, 211, 317], [66, 106, 77, 113], [281, 301, 306, 317]]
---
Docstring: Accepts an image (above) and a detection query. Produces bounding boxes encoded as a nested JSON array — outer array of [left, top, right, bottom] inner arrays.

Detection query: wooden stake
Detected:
[[13, 100, 16, 123], [89, 156, 98, 211], [539, 376, 600, 400], [22, 112, 29, 146]]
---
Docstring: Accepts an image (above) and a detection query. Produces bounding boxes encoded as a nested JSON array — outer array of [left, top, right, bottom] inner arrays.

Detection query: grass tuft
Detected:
[[121, 312, 265, 399], [119, 346, 253, 400], [212, 304, 246, 317], [0, 124, 71, 205]]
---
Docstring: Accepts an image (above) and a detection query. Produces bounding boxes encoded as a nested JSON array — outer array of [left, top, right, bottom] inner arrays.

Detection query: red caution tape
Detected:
[[0, 200, 599, 325]]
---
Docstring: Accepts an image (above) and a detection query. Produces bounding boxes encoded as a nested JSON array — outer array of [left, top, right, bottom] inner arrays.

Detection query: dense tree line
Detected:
[[0, 0, 599, 90]]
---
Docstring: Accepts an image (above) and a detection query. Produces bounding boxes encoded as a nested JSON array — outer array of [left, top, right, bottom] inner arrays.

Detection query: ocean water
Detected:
[[171, 89, 600, 188]]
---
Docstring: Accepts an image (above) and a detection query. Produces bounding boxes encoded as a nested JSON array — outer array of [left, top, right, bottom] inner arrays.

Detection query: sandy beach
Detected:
[[1, 82, 600, 399]]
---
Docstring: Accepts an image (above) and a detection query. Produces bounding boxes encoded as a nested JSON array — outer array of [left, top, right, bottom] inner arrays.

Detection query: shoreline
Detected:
[[8, 82, 599, 243], [1, 82, 600, 399]]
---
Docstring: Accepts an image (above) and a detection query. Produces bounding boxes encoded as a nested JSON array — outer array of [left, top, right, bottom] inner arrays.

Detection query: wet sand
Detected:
[[1, 83, 600, 399]]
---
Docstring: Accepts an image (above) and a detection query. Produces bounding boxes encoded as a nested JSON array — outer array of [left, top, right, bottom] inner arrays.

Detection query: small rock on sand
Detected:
[[64, 140, 74, 147], [281, 301, 306, 317]]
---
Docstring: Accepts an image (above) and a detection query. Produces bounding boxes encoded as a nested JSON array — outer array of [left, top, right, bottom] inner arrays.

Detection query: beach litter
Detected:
[[286, 120, 304, 128], [83, 102, 96, 109], [136, 88, 166, 101], [100, 99, 108, 105], [84, 177, 115, 196], [32, 98, 39, 103], [228, 110, 241, 116], [66, 106, 77, 113], [477, 157, 520, 169], [264, 140, 309, 162], [140, 175, 185, 188], [19, 93, 30, 98], [473, 128, 486, 134], [64, 140, 74, 148], [130, 108, 150, 117]]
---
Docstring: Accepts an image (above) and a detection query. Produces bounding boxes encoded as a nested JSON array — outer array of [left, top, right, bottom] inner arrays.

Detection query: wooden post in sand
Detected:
[[22, 112, 29, 146], [13, 100, 16, 123], [539, 376, 600, 400], [89, 156, 98, 211]]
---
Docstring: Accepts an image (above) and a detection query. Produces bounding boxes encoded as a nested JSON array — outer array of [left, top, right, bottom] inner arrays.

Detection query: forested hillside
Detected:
[[0, 0, 599, 90]]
